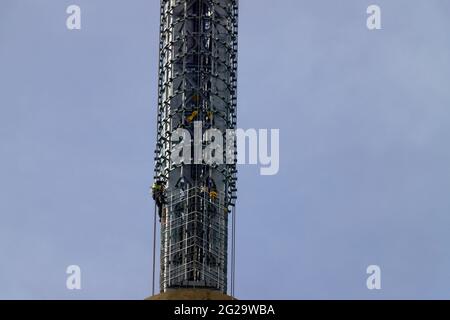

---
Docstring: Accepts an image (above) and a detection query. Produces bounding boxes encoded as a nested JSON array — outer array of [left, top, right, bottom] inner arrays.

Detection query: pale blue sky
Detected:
[[1, 0, 450, 299]]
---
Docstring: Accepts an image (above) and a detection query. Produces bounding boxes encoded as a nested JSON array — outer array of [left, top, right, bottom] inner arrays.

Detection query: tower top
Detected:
[[151, 0, 239, 298]]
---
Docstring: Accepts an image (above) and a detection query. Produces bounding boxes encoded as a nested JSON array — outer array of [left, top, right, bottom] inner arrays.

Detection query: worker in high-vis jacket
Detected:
[[152, 181, 165, 219]]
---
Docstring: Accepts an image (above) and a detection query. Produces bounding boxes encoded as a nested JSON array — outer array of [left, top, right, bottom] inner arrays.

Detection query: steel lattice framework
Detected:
[[153, 0, 238, 293]]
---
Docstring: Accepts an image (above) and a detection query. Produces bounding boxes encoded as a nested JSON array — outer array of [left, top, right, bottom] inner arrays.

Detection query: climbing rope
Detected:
[[152, 202, 157, 296], [231, 206, 236, 298]]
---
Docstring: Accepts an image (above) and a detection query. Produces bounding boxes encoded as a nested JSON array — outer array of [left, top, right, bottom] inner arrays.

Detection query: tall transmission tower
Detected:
[[150, 0, 238, 299]]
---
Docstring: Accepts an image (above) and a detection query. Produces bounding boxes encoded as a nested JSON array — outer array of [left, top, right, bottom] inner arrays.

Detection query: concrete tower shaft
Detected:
[[153, 0, 238, 294]]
